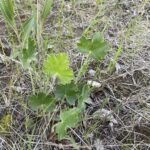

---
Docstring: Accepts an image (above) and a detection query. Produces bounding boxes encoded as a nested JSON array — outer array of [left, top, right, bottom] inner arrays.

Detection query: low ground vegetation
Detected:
[[0, 0, 150, 149]]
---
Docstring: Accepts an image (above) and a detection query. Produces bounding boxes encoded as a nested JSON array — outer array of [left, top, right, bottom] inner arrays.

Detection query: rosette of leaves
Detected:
[[77, 32, 109, 60], [28, 92, 55, 112], [43, 53, 74, 85], [55, 108, 81, 140]]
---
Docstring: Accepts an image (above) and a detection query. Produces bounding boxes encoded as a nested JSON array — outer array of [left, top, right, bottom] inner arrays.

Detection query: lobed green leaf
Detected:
[[28, 92, 55, 112], [55, 108, 81, 140], [77, 32, 109, 60], [43, 53, 74, 85], [54, 82, 79, 105]]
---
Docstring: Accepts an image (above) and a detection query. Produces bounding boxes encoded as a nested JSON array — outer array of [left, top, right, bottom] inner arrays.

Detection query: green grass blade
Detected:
[[108, 47, 122, 73], [20, 15, 35, 43], [0, 0, 15, 27], [40, 0, 53, 25]]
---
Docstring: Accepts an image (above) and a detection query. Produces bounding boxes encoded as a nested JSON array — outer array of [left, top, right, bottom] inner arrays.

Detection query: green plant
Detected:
[[0, 0, 15, 27], [20, 15, 36, 43], [75, 32, 109, 82], [28, 92, 55, 112], [54, 83, 90, 108], [77, 32, 109, 61], [27, 32, 109, 139], [108, 47, 122, 73], [40, 0, 53, 27], [55, 108, 81, 140], [54, 82, 79, 105], [21, 37, 37, 68], [43, 53, 74, 85], [0, 0, 110, 141]]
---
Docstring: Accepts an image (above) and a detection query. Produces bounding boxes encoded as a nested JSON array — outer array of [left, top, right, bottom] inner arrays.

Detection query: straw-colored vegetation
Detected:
[[0, 0, 150, 149]]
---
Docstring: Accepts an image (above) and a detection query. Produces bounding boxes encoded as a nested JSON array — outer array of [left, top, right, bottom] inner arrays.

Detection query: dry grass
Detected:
[[0, 0, 150, 149]]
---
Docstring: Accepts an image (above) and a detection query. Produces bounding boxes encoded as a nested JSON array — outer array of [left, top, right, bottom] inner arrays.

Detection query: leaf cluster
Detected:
[[77, 32, 109, 60], [0, 0, 110, 141], [27, 33, 109, 139]]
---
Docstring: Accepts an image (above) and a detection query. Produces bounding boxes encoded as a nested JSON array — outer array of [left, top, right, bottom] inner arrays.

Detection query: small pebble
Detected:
[[88, 69, 96, 77]]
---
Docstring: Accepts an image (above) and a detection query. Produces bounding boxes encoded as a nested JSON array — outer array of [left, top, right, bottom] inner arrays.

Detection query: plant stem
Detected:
[[29, 69, 35, 94], [75, 56, 90, 83]]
